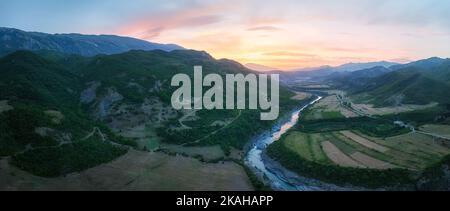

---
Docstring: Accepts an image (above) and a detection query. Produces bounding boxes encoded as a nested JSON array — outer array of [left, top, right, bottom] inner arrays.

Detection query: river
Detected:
[[244, 96, 355, 191]]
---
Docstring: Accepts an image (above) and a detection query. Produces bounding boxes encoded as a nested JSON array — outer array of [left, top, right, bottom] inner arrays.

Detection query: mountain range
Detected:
[[245, 63, 278, 72], [327, 57, 450, 106], [0, 27, 183, 57], [329, 61, 398, 72]]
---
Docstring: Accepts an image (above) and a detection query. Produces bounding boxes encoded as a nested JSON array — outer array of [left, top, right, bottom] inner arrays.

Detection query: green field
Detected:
[[281, 132, 331, 164], [302, 109, 345, 121], [419, 124, 450, 139], [297, 116, 410, 138], [268, 123, 450, 188]]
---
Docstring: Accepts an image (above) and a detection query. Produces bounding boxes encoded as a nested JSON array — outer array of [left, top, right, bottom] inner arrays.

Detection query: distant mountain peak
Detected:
[[390, 56, 447, 71], [289, 65, 332, 72], [245, 63, 279, 72], [332, 61, 399, 72]]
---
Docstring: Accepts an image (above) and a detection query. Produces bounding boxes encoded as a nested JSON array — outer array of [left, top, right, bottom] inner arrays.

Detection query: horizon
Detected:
[[1, 26, 447, 72], [6, 25, 448, 72], [1, 0, 450, 70]]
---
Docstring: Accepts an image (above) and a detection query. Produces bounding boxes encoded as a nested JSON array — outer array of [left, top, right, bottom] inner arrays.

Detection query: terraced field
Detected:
[[279, 130, 450, 170], [321, 141, 365, 168], [286, 93, 450, 173], [281, 132, 330, 164], [340, 131, 388, 153]]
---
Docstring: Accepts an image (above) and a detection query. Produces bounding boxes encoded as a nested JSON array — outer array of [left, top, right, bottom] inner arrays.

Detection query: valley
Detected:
[[0, 48, 298, 190], [2, 49, 450, 190], [1, 28, 450, 191], [265, 62, 450, 189]]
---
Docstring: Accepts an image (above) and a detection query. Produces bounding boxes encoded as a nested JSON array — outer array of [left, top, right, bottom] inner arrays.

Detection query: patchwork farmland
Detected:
[[277, 129, 450, 171]]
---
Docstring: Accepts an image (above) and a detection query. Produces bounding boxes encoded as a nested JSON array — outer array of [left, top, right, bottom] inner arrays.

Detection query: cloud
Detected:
[[117, 2, 227, 39], [142, 27, 165, 39], [246, 17, 284, 26], [7, 0, 445, 69], [183, 15, 222, 26], [179, 32, 243, 55], [121, 14, 223, 39], [247, 26, 282, 31], [262, 51, 316, 57], [324, 47, 374, 53]]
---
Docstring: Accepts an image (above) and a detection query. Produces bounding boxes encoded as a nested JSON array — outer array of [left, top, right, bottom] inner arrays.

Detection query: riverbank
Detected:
[[260, 151, 358, 190], [244, 96, 326, 190], [266, 139, 416, 190], [262, 94, 438, 190], [244, 94, 417, 191]]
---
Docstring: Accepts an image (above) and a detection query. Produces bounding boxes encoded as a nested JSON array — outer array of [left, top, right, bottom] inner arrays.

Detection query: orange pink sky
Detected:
[[1, 0, 450, 70]]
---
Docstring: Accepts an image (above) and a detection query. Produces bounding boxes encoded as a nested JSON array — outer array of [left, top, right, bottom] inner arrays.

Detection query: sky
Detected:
[[1, 0, 450, 70]]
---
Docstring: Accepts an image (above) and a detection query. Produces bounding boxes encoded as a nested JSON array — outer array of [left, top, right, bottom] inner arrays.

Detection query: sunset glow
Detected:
[[1, 0, 450, 70]]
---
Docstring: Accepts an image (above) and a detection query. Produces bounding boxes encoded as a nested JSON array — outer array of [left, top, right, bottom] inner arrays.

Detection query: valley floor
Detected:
[[259, 86, 450, 189]]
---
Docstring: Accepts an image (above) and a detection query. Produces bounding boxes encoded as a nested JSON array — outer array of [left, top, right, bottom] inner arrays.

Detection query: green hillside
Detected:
[[336, 59, 450, 107], [0, 50, 298, 177], [76, 50, 298, 153]]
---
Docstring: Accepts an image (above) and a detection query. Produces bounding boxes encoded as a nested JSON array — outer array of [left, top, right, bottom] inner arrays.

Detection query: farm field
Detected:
[[281, 132, 330, 164], [290, 92, 312, 101], [324, 90, 439, 116], [160, 144, 225, 161], [302, 95, 358, 120], [118, 124, 161, 151], [340, 131, 389, 153], [279, 130, 450, 170], [351, 102, 438, 116], [321, 141, 364, 168], [419, 124, 450, 139], [0, 150, 253, 191]]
